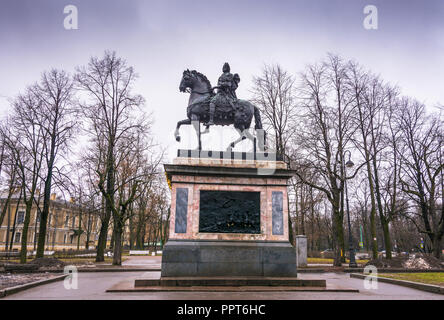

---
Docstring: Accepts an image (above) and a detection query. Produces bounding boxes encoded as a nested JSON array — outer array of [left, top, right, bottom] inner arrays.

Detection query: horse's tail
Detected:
[[253, 105, 263, 130]]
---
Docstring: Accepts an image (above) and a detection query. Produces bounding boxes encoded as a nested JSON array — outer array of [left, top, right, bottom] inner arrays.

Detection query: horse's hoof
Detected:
[[230, 143, 235, 148], [176, 136, 181, 142]]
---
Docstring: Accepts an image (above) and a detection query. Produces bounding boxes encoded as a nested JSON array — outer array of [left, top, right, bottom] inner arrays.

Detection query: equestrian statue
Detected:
[[175, 63, 266, 151]]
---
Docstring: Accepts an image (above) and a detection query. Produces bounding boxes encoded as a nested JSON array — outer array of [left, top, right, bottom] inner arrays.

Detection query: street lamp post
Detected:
[[343, 150, 357, 268]]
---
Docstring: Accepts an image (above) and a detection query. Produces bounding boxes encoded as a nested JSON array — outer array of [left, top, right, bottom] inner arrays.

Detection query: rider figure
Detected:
[[206, 62, 240, 126]]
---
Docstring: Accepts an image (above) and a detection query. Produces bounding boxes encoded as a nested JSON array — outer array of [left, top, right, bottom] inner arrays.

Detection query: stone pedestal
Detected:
[[295, 235, 307, 267], [162, 151, 297, 277]]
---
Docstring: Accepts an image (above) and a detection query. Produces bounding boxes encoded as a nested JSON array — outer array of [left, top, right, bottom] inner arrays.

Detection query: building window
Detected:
[[65, 215, 69, 228], [63, 234, 67, 243], [36, 212, 41, 223], [72, 216, 76, 228], [14, 232, 21, 243], [17, 211, 25, 224]]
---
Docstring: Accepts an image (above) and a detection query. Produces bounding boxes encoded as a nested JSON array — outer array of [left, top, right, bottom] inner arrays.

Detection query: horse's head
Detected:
[[179, 69, 212, 94], [179, 69, 194, 93]]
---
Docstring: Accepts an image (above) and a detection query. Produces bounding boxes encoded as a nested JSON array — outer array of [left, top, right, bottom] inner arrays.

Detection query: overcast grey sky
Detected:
[[0, 0, 443, 160]]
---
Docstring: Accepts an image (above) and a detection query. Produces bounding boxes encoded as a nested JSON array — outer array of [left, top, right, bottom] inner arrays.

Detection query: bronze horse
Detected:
[[175, 69, 266, 151]]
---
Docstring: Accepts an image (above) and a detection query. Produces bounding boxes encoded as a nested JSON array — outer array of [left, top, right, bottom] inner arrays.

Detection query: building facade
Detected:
[[0, 193, 100, 252]]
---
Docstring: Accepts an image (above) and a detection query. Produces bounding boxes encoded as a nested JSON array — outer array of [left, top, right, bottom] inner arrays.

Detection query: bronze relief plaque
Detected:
[[199, 190, 261, 234]]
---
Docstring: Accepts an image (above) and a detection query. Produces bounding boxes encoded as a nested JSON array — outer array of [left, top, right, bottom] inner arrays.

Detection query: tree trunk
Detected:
[[294, 185, 299, 235], [36, 146, 56, 258], [370, 204, 378, 259], [6, 191, 21, 251], [332, 211, 343, 267], [0, 189, 13, 227], [340, 168, 346, 262], [332, 193, 344, 267], [97, 139, 115, 261], [136, 231, 143, 250], [5, 201, 11, 251], [381, 216, 392, 259], [110, 227, 115, 250], [9, 200, 20, 251], [77, 212, 82, 251], [135, 215, 144, 249], [20, 201, 33, 263], [373, 157, 392, 259], [85, 214, 91, 250], [129, 216, 134, 250], [310, 187, 315, 252], [112, 226, 123, 265], [96, 218, 109, 262], [33, 210, 39, 250], [300, 188, 305, 235], [432, 235, 442, 259], [364, 160, 378, 259]]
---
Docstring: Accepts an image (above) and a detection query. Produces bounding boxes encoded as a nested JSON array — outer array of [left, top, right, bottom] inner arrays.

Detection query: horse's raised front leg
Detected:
[[175, 119, 191, 142]]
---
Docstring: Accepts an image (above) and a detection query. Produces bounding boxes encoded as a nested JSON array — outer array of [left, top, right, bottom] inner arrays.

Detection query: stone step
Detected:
[[134, 277, 326, 288], [109, 286, 357, 293]]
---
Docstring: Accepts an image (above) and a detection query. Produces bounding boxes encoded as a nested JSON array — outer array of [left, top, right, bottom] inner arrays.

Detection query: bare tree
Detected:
[[378, 92, 406, 255], [75, 51, 145, 262], [3, 90, 46, 262], [29, 69, 78, 258], [66, 163, 102, 250], [97, 127, 162, 265], [0, 122, 20, 227], [347, 63, 399, 259], [251, 64, 297, 157], [291, 55, 363, 266], [131, 171, 167, 250], [396, 99, 443, 258]]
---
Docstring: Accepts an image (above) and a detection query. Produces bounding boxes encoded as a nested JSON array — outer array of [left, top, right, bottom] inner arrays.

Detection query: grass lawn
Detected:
[[307, 258, 334, 264], [307, 257, 369, 265], [378, 273, 444, 286]]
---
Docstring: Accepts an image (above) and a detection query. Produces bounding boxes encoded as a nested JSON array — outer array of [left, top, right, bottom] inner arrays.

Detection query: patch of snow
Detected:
[[402, 254, 433, 269]]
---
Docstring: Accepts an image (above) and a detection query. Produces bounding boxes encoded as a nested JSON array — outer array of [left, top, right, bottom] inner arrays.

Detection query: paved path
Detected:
[[2, 271, 443, 300], [2, 256, 443, 300]]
